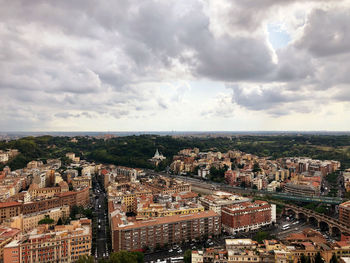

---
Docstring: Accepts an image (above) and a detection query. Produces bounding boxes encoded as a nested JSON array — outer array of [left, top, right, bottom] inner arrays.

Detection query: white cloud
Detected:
[[0, 0, 350, 131]]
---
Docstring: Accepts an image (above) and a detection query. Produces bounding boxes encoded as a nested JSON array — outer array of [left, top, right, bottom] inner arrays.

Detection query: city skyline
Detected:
[[1, 0, 350, 131]]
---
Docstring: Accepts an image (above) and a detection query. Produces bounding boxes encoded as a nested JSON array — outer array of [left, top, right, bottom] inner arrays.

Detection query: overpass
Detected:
[[282, 203, 350, 236]]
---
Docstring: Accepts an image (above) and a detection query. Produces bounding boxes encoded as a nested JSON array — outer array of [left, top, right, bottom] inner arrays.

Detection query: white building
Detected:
[[0, 152, 9, 163], [199, 191, 250, 215], [198, 168, 210, 179]]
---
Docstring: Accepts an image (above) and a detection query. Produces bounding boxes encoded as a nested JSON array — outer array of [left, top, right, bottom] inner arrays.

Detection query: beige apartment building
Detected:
[[3, 205, 70, 233], [72, 176, 92, 189]]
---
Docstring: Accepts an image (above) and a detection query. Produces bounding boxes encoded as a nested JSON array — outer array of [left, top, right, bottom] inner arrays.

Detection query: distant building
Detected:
[[149, 149, 166, 166], [65, 152, 80, 163], [198, 167, 210, 178], [343, 169, 350, 193], [0, 152, 9, 163], [284, 182, 320, 196], [267, 181, 280, 192], [0, 149, 19, 163]]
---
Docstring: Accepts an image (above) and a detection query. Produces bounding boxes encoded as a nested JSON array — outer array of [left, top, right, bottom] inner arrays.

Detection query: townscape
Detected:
[[0, 137, 350, 263], [2, 0, 350, 262]]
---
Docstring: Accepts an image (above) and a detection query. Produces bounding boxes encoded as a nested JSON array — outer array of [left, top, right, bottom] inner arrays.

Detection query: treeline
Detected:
[[1, 134, 350, 171]]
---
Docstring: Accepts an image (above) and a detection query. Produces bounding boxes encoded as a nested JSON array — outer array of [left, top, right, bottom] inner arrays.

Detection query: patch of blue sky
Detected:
[[267, 23, 291, 50]]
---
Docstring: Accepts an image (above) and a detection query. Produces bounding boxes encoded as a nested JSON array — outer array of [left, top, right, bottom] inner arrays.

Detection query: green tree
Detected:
[[345, 191, 350, 200], [252, 162, 261, 173], [253, 231, 270, 243], [209, 167, 226, 183], [70, 205, 79, 219], [107, 251, 138, 263], [184, 249, 191, 263], [330, 254, 338, 263], [299, 254, 307, 263], [77, 255, 94, 263], [132, 251, 144, 263], [56, 218, 63, 225], [38, 215, 54, 225], [314, 252, 323, 263]]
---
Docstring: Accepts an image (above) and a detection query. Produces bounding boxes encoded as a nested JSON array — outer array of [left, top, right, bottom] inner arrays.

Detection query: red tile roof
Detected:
[[112, 210, 219, 230], [0, 201, 21, 208]]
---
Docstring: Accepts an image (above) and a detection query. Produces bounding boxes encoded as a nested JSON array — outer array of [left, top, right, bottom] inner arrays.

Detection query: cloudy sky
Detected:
[[1, 0, 350, 131]]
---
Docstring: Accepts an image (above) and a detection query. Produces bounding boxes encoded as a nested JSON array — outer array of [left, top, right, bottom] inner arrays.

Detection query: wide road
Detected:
[[93, 175, 109, 259]]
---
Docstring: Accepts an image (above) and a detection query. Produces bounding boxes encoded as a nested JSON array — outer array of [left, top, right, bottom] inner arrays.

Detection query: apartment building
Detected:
[[72, 176, 92, 189], [4, 205, 70, 233], [284, 182, 320, 196], [66, 152, 80, 163], [136, 201, 204, 219], [115, 166, 144, 180], [225, 239, 257, 250], [28, 184, 62, 199], [58, 187, 90, 207], [108, 183, 153, 213], [339, 201, 350, 228], [0, 187, 89, 219], [111, 210, 220, 252], [4, 219, 91, 263], [0, 202, 22, 224], [192, 239, 276, 263], [199, 191, 250, 215], [141, 176, 191, 195], [0, 226, 21, 262], [221, 201, 276, 234], [0, 177, 25, 201]]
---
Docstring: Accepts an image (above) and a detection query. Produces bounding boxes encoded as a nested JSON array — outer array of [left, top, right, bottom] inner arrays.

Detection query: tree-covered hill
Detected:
[[1, 134, 350, 170]]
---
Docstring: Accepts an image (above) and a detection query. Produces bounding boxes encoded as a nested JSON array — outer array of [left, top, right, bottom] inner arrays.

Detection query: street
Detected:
[[92, 175, 110, 259]]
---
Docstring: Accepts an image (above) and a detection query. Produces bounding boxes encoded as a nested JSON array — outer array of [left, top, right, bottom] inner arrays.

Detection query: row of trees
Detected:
[[76, 251, 143, 263], [77, 250, 191, 263], [76, 249, 337, 263], [299, 252, 338, 263]]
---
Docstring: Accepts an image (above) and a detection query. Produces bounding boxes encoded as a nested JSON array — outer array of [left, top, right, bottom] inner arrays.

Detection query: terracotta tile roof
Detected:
[[0, 227, 21, 240], [112, 210, 219, 230], [0, 201, 22, 208]]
